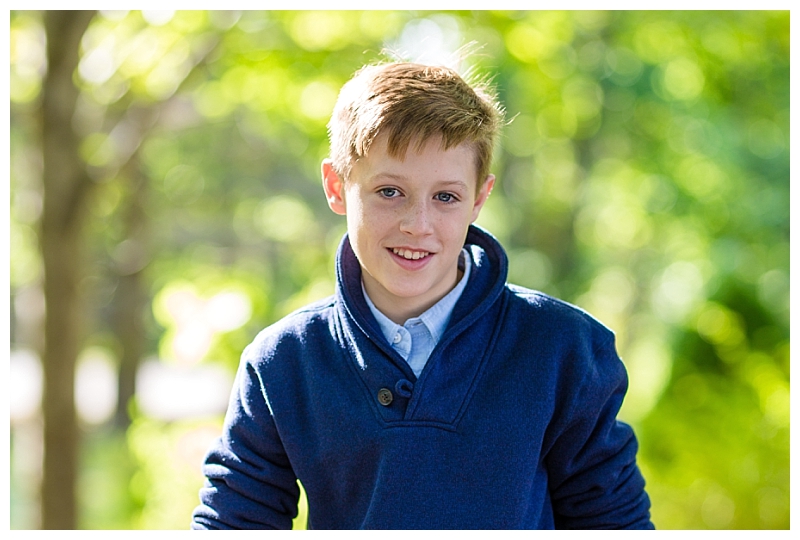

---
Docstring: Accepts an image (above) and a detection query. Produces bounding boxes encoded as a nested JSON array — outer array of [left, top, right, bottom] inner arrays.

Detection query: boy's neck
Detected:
[[362, 267, 464, 325]]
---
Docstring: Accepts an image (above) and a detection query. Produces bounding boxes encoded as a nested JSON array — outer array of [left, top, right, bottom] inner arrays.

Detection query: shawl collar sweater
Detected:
[[192, 225, 653, 529]]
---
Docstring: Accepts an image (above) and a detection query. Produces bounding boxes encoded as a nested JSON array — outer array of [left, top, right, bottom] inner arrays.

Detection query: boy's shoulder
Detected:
[[501, 283, 624, 395], [503, 282, 616, 344], [242, 295, 338, 365]]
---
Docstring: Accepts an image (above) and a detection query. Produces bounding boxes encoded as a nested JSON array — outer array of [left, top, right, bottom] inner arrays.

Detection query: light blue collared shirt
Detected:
[[362, 249, 472, 378]]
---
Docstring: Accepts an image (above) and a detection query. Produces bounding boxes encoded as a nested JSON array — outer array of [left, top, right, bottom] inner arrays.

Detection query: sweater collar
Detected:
[[334, 224, 508, 354]]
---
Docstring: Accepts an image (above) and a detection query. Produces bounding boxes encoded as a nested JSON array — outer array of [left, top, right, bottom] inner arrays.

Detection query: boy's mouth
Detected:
[[391, 248, 430, 260]]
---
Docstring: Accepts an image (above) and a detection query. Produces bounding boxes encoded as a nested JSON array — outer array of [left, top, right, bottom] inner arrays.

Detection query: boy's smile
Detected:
[[323, 133, 494, 324]]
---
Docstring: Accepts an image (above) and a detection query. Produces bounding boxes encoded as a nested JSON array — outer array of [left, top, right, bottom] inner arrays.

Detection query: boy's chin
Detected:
[[377, 281, 452, 310]]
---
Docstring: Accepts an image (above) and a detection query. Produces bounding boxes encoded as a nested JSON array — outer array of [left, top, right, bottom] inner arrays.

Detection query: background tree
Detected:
[[39, 10, 96, 529]]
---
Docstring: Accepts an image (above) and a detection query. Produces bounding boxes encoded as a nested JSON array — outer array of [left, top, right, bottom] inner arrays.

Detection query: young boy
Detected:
[[191, 62, 654, 530]]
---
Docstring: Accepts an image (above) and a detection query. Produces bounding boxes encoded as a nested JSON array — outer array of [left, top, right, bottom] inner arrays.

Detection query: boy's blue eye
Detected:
[[379, 188, 399, 198], [435, 192, 456, 203]]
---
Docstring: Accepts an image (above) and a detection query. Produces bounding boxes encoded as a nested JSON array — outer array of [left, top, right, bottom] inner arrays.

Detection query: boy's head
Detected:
[[326, 62, 503, 190], [322, 62, 503, 324]]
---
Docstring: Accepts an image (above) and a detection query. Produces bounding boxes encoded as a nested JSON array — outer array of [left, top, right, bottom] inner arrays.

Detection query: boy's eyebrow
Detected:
[[439, 180, 470, 189], [368, 172, 407, 183], [369, 173, 470, 190]]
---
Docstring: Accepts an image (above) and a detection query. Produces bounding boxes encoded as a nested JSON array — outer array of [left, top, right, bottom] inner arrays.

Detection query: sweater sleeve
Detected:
[[191, 347, 300, 530], [544, 331, 654, 530]]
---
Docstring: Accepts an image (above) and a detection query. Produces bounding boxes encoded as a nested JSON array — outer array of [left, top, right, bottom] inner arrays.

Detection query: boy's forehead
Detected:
[[352, 132, 480, 182], [351, 134, 478, 187]]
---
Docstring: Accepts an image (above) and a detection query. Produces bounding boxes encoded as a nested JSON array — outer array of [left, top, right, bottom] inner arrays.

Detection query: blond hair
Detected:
[[327, 62, 503, 189]]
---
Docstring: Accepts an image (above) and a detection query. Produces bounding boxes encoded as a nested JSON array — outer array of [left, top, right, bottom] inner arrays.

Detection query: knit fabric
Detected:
[[191, 225, 654, 530]]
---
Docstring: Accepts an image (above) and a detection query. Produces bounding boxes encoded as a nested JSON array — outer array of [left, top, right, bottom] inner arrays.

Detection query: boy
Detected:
[[191, 62, 654, 529]]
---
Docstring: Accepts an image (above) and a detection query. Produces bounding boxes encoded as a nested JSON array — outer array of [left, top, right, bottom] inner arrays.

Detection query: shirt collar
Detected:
[[362, 249, 472, 345]]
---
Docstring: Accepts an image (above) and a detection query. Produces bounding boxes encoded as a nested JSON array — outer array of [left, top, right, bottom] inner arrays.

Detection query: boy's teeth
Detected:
[[393, 248, 429, 260]]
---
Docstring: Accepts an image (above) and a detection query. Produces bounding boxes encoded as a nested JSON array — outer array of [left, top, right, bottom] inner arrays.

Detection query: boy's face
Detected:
[[322, 133, 494, 324]]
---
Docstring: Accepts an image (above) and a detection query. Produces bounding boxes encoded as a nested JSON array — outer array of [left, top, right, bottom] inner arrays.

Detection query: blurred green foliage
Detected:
[[10, 10, 788, 530]]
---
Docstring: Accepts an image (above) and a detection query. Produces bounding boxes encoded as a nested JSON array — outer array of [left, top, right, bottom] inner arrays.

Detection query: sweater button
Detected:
[[377, 388, 393, 406]]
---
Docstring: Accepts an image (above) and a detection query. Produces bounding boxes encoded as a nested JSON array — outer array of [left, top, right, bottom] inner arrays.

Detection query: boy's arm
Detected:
[[544, 334, 654, 530], [192, 357, 300, 530]]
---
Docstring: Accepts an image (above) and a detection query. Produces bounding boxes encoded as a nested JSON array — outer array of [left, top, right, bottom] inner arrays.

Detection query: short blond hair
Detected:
[[327, 62, 503, 189]]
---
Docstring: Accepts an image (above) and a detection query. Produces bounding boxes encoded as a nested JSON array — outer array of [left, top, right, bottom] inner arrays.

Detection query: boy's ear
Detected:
[[470, 174, 495, 223], [321, 159, 347, 215]]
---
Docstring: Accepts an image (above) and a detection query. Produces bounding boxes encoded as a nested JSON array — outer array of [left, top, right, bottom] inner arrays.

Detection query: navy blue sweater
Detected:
[[192, 226, 653, 529]]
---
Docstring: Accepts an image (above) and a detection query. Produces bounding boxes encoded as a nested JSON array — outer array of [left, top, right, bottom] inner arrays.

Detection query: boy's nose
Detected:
[[399, 201, 434, 235]]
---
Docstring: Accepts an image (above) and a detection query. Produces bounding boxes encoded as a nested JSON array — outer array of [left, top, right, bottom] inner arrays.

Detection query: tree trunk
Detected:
[[40, 10, 95, 530], [113, 163, 150, 430]]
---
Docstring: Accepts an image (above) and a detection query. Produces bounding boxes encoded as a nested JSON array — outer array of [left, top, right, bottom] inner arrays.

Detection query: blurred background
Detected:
[[8, 10, 789, 530]]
